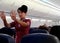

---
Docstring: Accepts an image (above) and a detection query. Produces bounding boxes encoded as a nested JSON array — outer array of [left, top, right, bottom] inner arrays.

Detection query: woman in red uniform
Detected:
[[0, 5, 31, 43]]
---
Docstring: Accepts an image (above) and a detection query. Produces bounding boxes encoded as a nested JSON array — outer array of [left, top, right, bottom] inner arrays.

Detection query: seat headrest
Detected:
[[0, 34, 15, 43], [29, 29, 49, 34], [21, 33, 59, 43]]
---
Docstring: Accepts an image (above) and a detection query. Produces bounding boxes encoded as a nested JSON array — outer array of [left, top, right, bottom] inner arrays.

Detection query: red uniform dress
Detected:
[[10, 19, 31, 43]]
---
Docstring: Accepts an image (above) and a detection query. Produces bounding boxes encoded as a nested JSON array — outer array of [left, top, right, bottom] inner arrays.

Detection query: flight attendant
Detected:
[[0, 5, 31, 43]]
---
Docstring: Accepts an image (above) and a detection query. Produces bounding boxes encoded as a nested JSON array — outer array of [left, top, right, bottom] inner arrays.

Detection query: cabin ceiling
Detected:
[[0, 0, 60, 22], [45, 0, 60, 9]]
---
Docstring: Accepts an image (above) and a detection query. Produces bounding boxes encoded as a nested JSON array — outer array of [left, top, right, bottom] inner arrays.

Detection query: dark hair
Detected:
[[50, 26, 60, 40], [0, 27, 15, 36], [17, 5, 28, 13], [38, 25, 49, 31]]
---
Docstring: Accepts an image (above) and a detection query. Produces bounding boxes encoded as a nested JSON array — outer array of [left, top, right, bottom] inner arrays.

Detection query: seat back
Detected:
[[29, 29, 49, 34], [50, 26, 60, 40], [0, 34, 15, 43], [21, 33, 59, 43]]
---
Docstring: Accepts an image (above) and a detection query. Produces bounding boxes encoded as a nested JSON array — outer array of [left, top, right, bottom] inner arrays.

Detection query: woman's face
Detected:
[[17, 10, 26, 19]]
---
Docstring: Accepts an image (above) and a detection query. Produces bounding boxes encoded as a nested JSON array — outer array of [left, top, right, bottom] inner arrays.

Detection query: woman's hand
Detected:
[[0, 11, 6, 20], [10, 10, 17, 21]]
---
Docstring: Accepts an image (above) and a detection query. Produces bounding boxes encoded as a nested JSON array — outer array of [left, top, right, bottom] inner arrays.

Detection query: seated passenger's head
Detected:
[[38, 25, 49, 31], [0, 27, 15, 38], [50, 26, 60, 40]]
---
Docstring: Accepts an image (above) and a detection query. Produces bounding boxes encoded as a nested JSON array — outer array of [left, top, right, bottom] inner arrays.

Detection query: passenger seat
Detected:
[[21, 33, 59, 43]]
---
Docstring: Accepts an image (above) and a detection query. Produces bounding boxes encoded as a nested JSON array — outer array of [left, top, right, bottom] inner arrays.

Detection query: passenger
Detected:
[[0, 27, 15, 39], [0, 5, 31, 43], [50, 26, 60, 40], [38, 24, 49, 32]]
